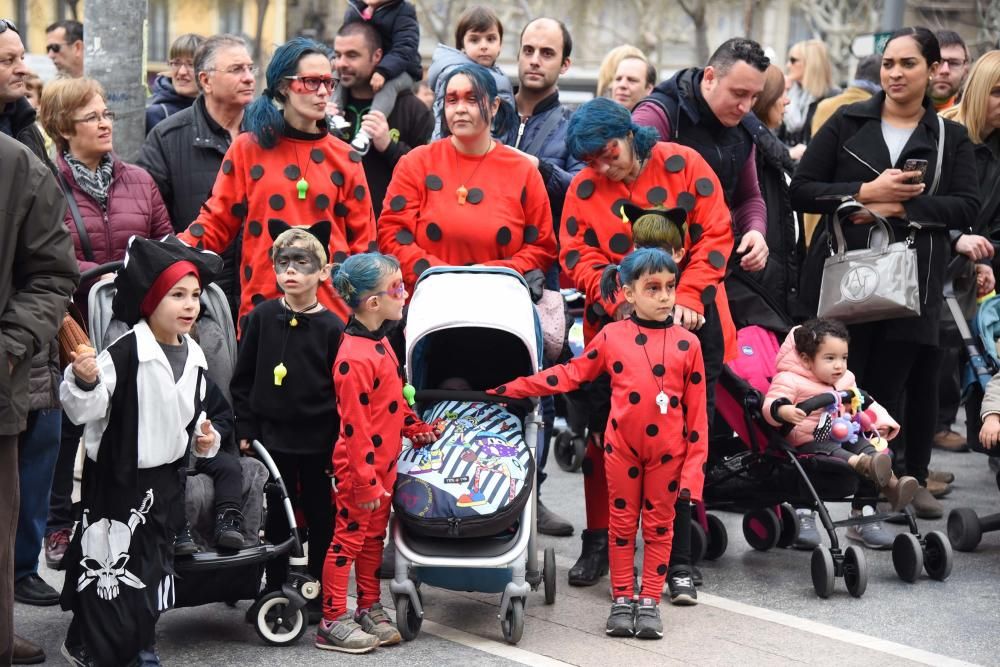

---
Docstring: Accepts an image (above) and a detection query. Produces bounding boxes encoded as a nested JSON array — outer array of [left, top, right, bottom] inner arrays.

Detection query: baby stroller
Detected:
[[549, 288, 589, 472], [390, 267, 556, 645], [943, 256, 1000, 552], [83, 262, 319, 646], [707, 278, 953, 597]]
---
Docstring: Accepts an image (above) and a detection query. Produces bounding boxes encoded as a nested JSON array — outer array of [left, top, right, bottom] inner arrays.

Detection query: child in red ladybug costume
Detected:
[[491, 247, 707, 640], [318, 252, 438, 654]]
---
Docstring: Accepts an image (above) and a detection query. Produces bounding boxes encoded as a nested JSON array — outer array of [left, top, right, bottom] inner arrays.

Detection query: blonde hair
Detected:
[[944, 50, 1000, 144], [597, 45, 647, 98], [791, 39, 833, 99], [38, 77, 106, 153], [271, 228, 327, 264], [632, 212, 687, 252], [24, 72, 43, 100]]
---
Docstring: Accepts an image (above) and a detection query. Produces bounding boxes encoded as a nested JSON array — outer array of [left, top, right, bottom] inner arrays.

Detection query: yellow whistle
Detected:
[[273, 362, 287, 386]]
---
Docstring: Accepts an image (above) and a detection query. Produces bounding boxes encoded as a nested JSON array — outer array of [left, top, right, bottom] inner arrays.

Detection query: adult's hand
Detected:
[[737, 230, 768, 272], [673, 304, 704, 331], [858, 169, 925, 203], [613, 302, 635, 321], [361, 110, 392, 153], [788, 143, 806, 161], [849, 201, 906, 224], [956, 234, 995, 262]]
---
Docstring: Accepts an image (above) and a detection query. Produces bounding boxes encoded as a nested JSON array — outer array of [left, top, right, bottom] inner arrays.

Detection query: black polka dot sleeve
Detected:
[[178, 139, 248, 252], [674, 160, 732, 316], [677, 335, 709, 502], [492, 332, 608, 399], [559, 179, 621, 318]]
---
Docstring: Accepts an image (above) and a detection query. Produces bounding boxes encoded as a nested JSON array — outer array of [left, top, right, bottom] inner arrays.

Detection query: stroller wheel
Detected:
[[253, 591, 308, 646], [922, 531, 954, 581], [843, 545, 868, 598], [690, 520, 708, 564], [892, 533, 924, 583], [554, 432, 585, 472], [775, 503, 799, 549], [742, 508, 781, 551], [704, 514, 728, 561], [947, 508, 983, 552], [394, 593, 423, 641], [500, 598, 525, 644], [810, 546, 835, 599], [543, 547, 557, 605]]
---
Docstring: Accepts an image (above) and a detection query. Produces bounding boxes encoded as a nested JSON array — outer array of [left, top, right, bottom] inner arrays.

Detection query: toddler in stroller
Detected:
[[762, 318, 918, 516]]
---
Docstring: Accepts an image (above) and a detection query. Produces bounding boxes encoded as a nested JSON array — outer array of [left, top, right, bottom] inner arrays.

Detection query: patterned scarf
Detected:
[[64, 152, 115, 206]]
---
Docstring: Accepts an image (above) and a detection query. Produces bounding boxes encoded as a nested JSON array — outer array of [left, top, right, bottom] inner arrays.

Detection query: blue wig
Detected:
[[244, 37, 331, 149], [566, 97, 659, 162], [439, 63, 517, 139], [331, 252, 401, 309], [600, 247, 679, 303]]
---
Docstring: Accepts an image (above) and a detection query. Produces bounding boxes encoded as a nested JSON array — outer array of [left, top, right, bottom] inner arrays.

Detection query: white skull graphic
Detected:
[[77, 490, 153, 601]]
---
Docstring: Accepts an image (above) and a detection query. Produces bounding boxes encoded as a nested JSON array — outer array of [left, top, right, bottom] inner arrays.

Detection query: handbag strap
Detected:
[[522, 109, 564, 156], [57, 171, 95, 263], [830, 200, 894, 256], [928, 114, 945, 197]]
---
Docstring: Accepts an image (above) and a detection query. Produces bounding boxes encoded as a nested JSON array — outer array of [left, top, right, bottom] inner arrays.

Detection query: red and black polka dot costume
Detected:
[[377, 139, 557, 290], [323, 319, 428, 620], [559, 142, 734, 531], [494, 315, 708, 599], [178, 133, 376, 330]]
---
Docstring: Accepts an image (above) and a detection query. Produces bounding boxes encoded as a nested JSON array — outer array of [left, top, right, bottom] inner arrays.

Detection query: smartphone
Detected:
[[903, 158, 929, 184]]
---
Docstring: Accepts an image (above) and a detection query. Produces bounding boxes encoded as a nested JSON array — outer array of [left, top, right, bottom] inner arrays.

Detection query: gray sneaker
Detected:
[[315, 612, 379, 653], [792, 509, 821, 550], [356, 603, 401, 646], [633, 597, 663, 639], [846, 506, 894, 550], [605, 597, 635, 637]]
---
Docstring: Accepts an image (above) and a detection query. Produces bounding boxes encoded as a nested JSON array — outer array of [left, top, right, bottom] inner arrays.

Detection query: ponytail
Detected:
[[492, 98, 517, 139], [600, 264, 622, 303], [243, 92, 285, 150]]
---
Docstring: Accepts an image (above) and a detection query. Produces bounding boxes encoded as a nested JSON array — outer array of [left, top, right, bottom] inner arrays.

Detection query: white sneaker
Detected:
[[846, 505, 894, 550], [351, 130, 371, 155]]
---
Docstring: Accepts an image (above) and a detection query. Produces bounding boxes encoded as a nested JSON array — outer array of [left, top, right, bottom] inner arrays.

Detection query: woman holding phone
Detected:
[[790, 27, 980, 527]]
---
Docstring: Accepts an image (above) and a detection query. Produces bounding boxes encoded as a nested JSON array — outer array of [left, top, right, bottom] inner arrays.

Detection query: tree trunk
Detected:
[[743, 0, 757, 38], [254, 0, 270, 63], [83, 0, 146, 162], [679, 0, 709, 65]]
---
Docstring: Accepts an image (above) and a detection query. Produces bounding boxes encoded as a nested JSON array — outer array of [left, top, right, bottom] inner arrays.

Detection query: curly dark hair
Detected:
[[707, 37, 769, 74], [792, 318, 850, 359]]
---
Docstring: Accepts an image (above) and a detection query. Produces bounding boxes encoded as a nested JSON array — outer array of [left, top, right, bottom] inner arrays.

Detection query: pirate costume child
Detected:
[[59, 235, 224, 666]]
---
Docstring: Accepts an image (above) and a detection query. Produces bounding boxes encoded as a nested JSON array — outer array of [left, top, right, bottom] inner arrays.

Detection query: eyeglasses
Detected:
[[206, 63, 258, 76], [941, 58, 967, 69], [46, 42, 69, 53], [73, 110, 115, 124], [368, 281, 407, 301], [168, 59, 194, 71], [285, 75, 337, 93], [0, 19, 18, 35]]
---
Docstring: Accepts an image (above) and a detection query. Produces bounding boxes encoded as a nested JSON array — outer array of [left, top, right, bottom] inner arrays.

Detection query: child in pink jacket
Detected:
[[763, 319, 917, 512]]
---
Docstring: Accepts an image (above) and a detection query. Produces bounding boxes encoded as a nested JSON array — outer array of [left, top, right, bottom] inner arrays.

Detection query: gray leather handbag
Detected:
[[816, 201, 921, 324]]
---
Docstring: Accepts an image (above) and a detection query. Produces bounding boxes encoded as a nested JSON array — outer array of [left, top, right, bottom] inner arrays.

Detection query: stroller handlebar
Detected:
[[79, 261, 125, 284], [413, 389, 535, 414], [796, 391, 851, 414]]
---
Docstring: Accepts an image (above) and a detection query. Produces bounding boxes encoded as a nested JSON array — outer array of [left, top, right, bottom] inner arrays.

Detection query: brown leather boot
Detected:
[[884, 474, 918, 512], [12, 634, 45, 665], [849, 452, 892, 486]]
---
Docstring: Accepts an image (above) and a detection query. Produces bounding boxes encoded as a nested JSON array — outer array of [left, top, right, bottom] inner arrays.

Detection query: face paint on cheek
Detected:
[[273, 248, 322, 275]]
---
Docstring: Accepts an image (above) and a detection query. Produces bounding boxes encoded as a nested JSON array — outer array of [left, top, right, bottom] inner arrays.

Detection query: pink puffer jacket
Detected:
[[762, 327, 899, 447]]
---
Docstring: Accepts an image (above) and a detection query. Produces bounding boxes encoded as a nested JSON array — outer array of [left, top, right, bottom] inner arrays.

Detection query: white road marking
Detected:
[[419, 618, 576, 667]]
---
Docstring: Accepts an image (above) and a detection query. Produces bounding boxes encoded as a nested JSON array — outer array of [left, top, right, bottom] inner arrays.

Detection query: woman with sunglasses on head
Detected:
[[179, 37, 376, 332], [557, 97, 734, 603], [377, 63, 556, 293]]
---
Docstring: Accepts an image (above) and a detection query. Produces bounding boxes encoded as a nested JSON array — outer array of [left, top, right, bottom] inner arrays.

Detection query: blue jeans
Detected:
[[15, 408, 61, 581]]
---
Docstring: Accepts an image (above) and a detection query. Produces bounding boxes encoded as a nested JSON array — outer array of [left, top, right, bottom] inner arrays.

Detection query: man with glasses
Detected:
[[138, 34, 256, 322], [332, 21, 432, 218], [931, 30, 970, 112], [146, 33, 205, 134], [45, 19, 84, 78]]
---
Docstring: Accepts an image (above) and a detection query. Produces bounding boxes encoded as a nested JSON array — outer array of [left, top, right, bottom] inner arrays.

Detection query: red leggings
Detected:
[[321, 491, 392, 620]]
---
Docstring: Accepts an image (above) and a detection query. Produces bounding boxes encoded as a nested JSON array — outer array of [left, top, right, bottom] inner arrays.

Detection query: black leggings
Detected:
[[194, 451, 243, 512], [798, 438, 878, 462], [264, 450, 334, 587]]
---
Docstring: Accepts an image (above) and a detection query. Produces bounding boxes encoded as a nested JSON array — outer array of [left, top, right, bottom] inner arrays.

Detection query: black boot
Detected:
[[568, 528, 608, 586], [214, 509, 245, 550], [173, 522, 199, 556]]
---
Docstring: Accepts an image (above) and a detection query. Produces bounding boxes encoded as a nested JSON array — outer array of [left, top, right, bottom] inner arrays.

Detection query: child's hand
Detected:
[[980, 414, 1000, 449], [71, 346, 98, 384], [358, 490, 390, 511], [370, 72, 385, 91], [195, 421, 215, 454], [240, 439, 251, 453], [778, 404, 807, 425]]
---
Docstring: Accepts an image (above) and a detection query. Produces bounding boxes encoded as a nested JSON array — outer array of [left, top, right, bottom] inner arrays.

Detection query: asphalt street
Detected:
[[13, 431, 1000, 666]]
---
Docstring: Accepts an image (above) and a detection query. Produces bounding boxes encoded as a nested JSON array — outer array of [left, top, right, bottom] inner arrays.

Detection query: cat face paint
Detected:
[[273, 247, 323, 275]]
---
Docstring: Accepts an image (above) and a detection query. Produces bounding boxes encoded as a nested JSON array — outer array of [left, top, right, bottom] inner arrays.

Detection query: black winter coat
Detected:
[[145, 75, 195, 135], [344, 0, 422, 81], [789, 92, 981, 345]]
